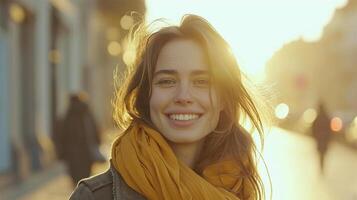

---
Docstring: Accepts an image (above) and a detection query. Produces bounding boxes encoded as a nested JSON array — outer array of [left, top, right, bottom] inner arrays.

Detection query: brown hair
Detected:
[[113, 14, 267, 199]]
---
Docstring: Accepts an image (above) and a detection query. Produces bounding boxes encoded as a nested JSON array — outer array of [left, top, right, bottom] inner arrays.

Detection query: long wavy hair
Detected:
[[113, 14, 267, 200]]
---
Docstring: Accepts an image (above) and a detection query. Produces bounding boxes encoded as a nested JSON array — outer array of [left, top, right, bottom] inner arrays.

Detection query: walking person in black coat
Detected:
[[311, 103, 331, 174], [54, 92, 103, 186]]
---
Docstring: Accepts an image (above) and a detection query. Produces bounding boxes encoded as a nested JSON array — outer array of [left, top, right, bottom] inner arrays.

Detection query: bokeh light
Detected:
[[48, 50, 61, 64], [345, 121, 357, 143], [10, 3, 25, 23], [107, 41, 121, 56], [330, 117, 343, 132], [122, 50, 135, 66], [275, 103, 289, 119], [303, 108, 317, 124], [120, 15, 134, 30]]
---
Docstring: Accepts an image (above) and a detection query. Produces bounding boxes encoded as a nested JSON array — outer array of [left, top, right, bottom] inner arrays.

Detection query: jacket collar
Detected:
[[110, 162, 146, 200]]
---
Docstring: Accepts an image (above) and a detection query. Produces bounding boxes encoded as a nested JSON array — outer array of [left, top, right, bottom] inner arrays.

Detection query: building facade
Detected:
[[266, 0, 357, 131], [0, 0, 90, 181], [0, 0, 146, 189]]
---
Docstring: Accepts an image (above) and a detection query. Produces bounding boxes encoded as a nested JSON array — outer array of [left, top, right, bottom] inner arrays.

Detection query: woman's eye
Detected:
[[193, 79, 210, 87], [155, 79, 176, 87]]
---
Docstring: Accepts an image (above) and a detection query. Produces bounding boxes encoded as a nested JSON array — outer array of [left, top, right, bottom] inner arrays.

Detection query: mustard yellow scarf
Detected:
[[111, 121, 249, 200]]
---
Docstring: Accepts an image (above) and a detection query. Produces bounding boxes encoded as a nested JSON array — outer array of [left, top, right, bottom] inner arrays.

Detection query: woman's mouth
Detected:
[[166, 113, 202, 127], [168, 114, 200, 121]]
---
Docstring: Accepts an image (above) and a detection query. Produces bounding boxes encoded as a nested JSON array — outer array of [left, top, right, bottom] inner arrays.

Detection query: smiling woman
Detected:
[[70, 14, 267, 200]]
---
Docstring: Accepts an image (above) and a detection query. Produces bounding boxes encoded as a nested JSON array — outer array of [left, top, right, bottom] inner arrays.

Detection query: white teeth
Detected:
[[169, 114, 199, 121]]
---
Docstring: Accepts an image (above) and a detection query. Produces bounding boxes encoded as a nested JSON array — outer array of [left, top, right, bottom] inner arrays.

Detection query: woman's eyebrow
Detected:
[[153, 69, 209, 77], [154, 69, 177, 76], [191, 70, 209, 76]]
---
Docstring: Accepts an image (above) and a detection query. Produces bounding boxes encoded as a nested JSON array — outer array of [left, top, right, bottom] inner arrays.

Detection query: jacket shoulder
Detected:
[[112, 168, 146, 200], [70, 169, 113, 200]]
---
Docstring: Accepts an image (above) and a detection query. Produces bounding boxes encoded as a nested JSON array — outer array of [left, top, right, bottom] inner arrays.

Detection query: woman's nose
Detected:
[[174, 83, 193, 105]]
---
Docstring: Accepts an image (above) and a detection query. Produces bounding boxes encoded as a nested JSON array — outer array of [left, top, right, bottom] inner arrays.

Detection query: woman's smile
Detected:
[[166, 113, 202, 128]]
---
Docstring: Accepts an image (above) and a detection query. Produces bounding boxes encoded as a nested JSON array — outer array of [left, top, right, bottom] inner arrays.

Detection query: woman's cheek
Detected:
[[150, 88, 170, 113]]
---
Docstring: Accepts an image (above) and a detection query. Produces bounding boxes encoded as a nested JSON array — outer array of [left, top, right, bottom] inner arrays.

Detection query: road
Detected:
[[262, 127, 357, 200]]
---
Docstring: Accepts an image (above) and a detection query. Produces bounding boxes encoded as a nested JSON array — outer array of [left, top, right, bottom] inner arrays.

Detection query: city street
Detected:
[[2, 1, 356, 200], [7, 127, 357, 200], [262, 127, 357, 200]]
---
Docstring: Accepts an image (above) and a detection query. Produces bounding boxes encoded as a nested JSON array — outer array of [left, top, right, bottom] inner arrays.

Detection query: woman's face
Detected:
[[149, 39, 223, 145]]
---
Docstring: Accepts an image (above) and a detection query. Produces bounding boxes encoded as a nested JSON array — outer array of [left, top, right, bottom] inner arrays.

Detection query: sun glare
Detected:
[[146, 0, 347, 80]]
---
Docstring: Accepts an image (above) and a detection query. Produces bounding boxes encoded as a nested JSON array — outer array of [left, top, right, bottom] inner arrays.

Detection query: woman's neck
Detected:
[[169, 139, 205, 169]]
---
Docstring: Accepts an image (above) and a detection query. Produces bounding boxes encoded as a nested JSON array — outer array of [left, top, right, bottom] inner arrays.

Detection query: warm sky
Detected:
[[146, 0, 348, 80]]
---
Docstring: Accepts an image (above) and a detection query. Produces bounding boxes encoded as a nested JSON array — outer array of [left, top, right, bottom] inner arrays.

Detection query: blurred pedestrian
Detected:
[[54, 92, 105, 187], [311, 102, 331, 174], [70, 15, 268, 200]]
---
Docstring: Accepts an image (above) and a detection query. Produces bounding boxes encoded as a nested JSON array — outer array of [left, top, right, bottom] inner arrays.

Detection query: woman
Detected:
[[70, 14, 267, 200]]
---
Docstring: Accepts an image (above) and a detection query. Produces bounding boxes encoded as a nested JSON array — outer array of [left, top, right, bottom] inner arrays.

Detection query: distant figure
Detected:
[[54, 92, 104, 186], [311, 103, 331, 173]]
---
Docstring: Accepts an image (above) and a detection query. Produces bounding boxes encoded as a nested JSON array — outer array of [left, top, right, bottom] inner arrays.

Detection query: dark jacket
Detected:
[[69, 164, 145, 200], [54, 96, 102, 185], [311, 104, 331, 152]]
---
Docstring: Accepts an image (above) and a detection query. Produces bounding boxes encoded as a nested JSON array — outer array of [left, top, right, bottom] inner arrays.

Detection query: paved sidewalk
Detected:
[[2, 161, 110, 200], [1, 162, 71, 200], [2, 129, 117, 200], [17, 168, 73, 200]]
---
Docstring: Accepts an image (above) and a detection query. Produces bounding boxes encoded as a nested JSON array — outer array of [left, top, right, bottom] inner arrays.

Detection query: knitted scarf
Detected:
[[111, 121, 249, 200]]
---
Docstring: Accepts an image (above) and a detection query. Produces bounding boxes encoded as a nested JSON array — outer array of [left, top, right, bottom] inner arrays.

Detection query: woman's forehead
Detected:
[[155, 39, 209, 72]]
